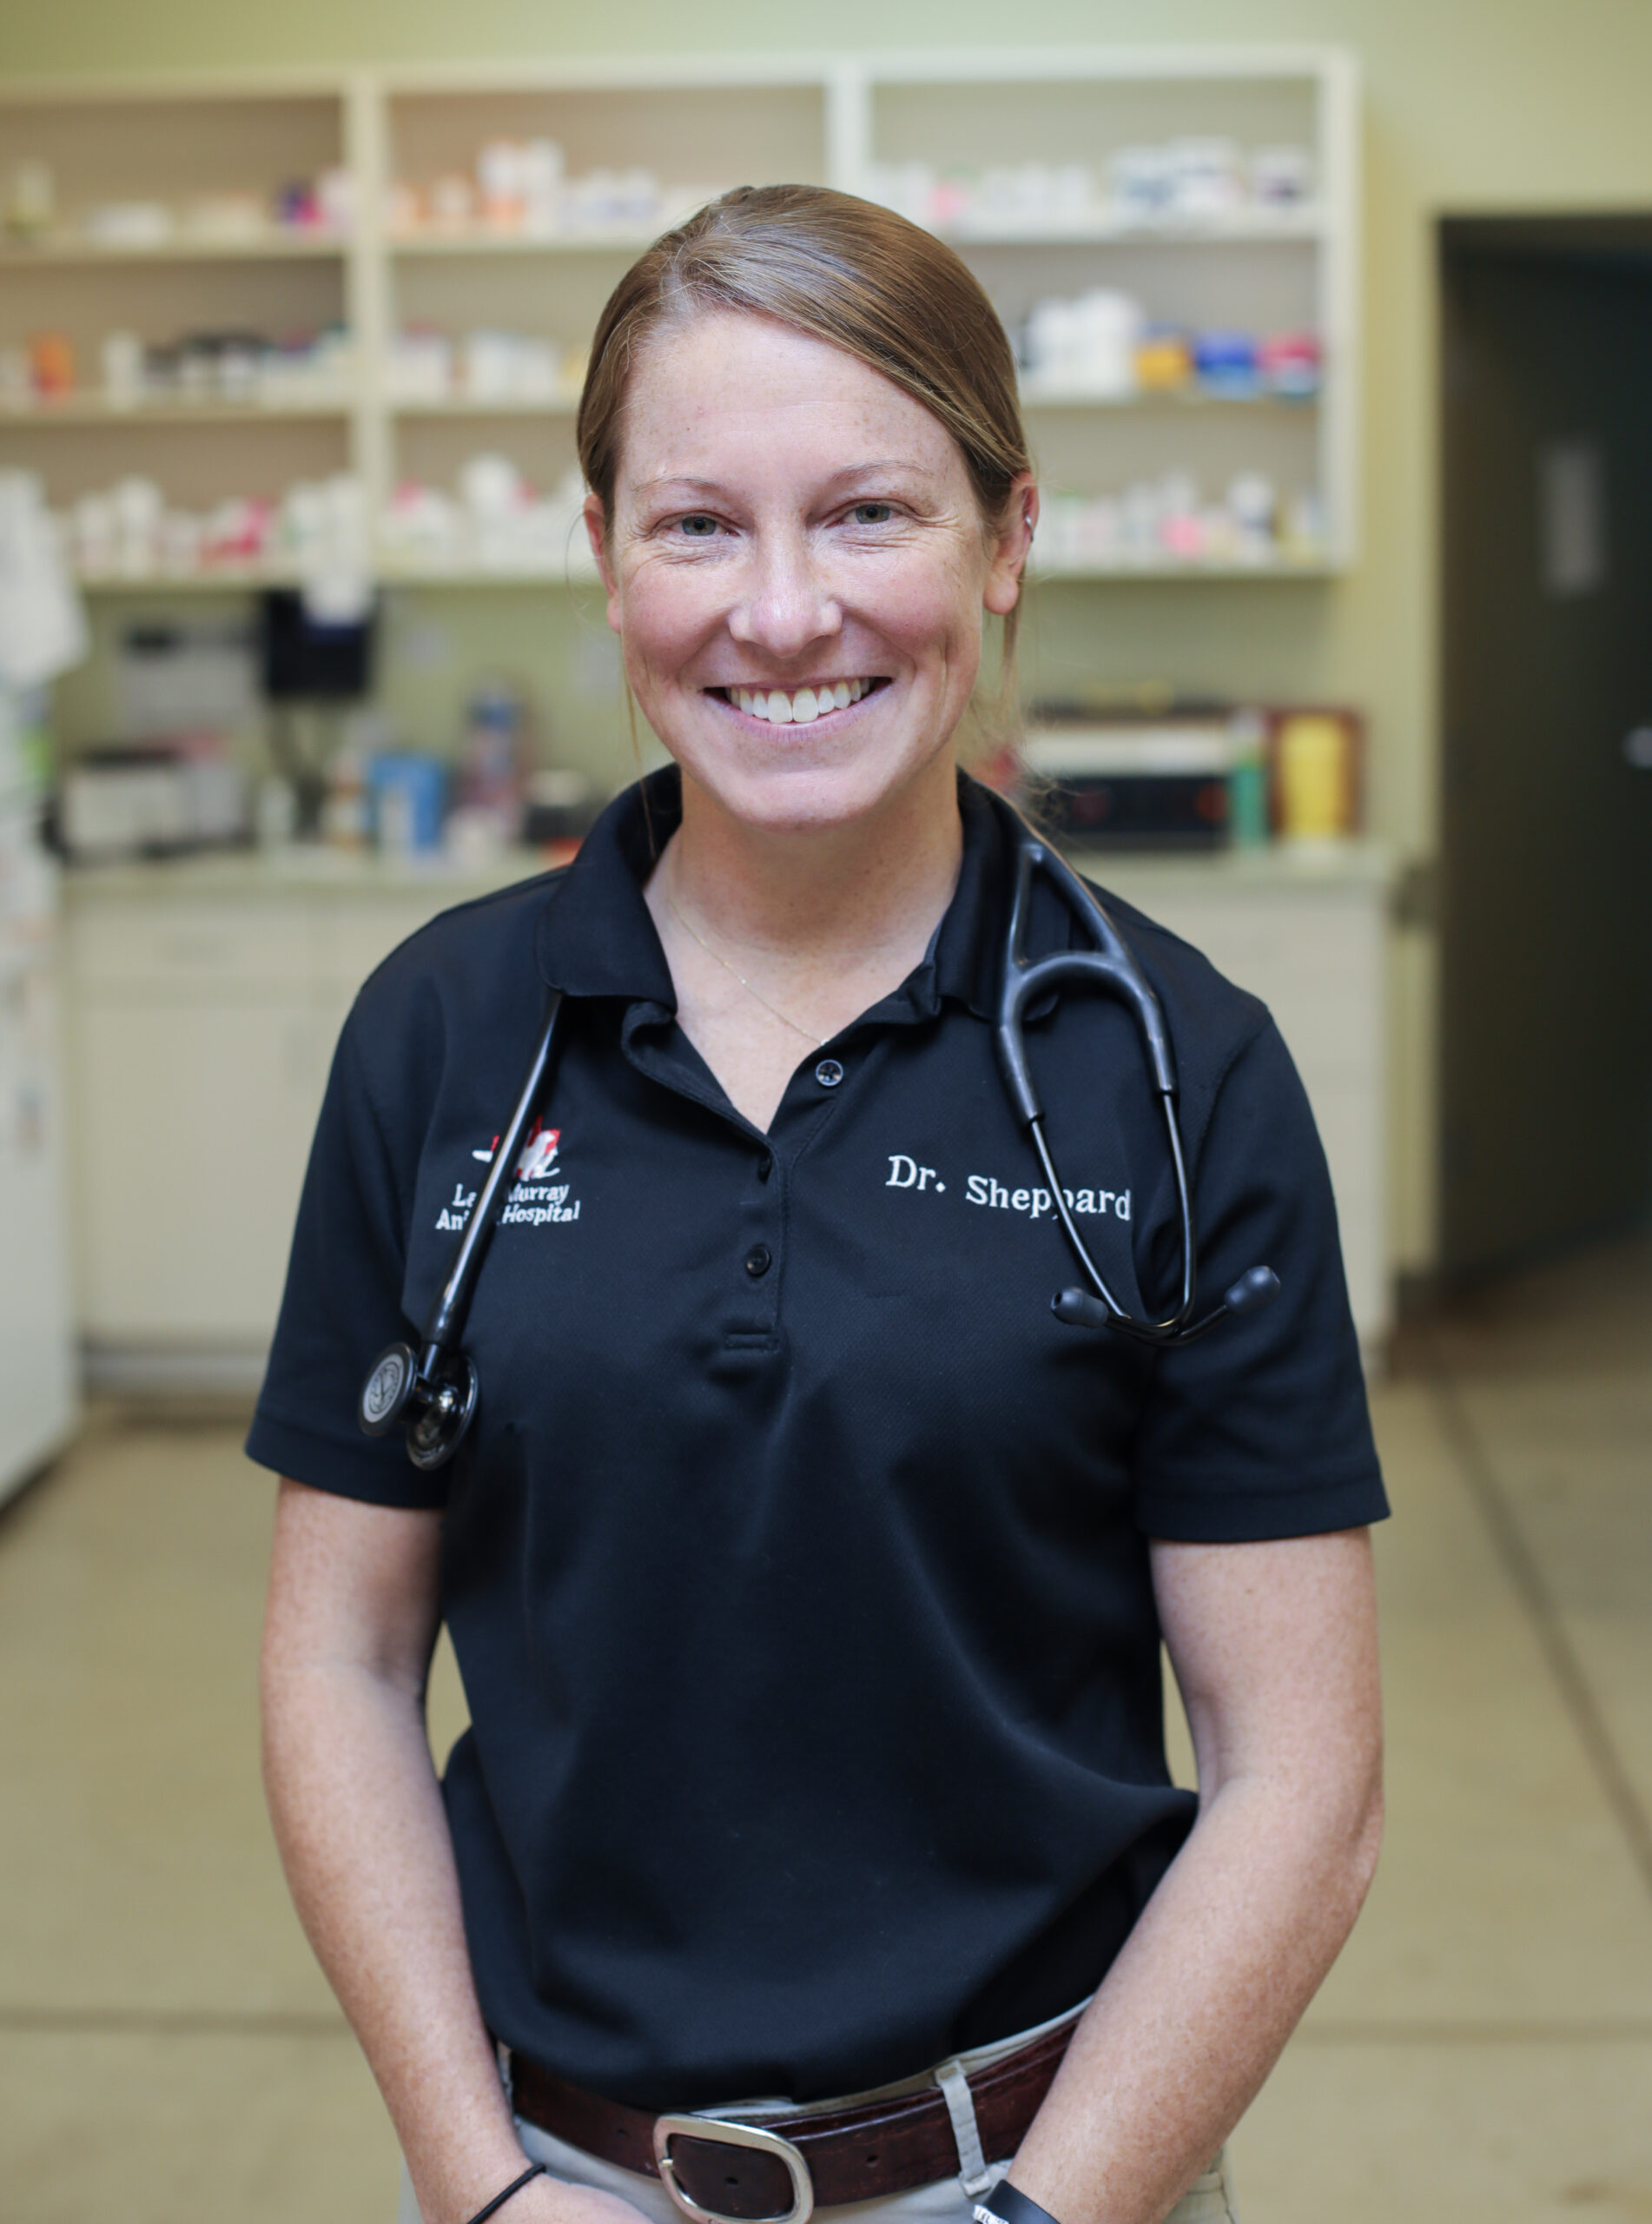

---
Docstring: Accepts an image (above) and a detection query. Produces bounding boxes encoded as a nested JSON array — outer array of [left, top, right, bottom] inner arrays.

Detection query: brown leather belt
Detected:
[[511, 2021, 1075, 2224]]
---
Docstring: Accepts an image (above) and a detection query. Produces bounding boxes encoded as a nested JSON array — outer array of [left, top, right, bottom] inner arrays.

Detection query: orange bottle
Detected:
[[29, 331, 76, 397]]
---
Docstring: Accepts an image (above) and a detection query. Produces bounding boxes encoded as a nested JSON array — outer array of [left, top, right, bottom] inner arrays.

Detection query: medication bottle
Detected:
[[1226, 711, 1271, 847], [459, 684, 526, 840], [321, 741, 370, 849]]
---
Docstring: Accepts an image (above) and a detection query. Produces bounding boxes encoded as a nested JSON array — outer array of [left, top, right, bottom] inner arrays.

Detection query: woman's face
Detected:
[[586, 310, 1034, 837]]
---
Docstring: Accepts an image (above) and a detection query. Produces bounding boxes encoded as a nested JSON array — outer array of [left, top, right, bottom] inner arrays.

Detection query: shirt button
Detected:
[[744, 1244, 772, 1278], [757, 1153, 773, 1183], [814, 1057, 845, 1089]]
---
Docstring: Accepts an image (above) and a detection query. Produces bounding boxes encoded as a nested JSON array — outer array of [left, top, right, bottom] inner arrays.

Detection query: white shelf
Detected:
[[387, 394, 579, 416], [8, 50, 1359, 580], [385, 388, 1311, 419], [934, 208, 1326, 246], [0, 233, 347, 265], [1018, 384, 1316, 411], [0, 394, 354, 424], [384, 208, 1326, 256], [1029, 556, 1332, 581], [75, 566, 302, 592], [70, 559, 1332, 595], [387, 229, 665, 257], [374, 563, 598, 587]]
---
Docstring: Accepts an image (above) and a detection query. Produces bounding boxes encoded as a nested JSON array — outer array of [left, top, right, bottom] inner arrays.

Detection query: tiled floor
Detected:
[[3, 1243, 1649, 2222]]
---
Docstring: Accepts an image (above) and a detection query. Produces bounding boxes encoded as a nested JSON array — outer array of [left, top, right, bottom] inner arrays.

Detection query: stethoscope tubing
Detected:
[[992, 795, 1274, 1347], [421, 988, 566, 1369], [362, 806, 1278, 1467]]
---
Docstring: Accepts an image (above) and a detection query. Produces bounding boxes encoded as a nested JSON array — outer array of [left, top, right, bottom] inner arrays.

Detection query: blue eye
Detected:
[[677, 514, 719, 538], [851, 501, 895, 525]]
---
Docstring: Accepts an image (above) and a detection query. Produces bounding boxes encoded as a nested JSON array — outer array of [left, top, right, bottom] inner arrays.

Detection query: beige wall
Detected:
[[9, 0, 1652, 1272]]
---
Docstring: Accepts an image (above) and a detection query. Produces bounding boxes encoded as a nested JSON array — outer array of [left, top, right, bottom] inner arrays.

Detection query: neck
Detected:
[[661, 755, 966, 968]]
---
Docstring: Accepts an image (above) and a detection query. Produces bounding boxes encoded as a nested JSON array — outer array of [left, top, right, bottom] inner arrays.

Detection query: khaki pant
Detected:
[[396, 2009, 1239, 2224]]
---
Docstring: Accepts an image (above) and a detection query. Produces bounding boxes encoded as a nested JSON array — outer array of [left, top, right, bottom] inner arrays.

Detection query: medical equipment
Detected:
[[358, 804, 1279, 1470], [997, 818, 1279, 1345]]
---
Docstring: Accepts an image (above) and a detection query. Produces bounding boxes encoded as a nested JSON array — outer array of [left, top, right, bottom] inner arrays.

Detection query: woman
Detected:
[[253, 186, 1384, 2224]]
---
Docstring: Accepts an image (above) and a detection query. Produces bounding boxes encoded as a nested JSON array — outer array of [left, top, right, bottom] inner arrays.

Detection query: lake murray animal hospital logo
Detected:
[[436, 1116, 582, 1231]]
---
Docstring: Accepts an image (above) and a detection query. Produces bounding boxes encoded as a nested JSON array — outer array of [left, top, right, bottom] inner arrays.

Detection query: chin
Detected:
[[687, 749, 942, 837]]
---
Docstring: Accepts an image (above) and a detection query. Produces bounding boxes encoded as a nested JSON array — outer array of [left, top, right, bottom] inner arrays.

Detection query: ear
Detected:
[[984, 472, 1038, 618], [584, 494, 623, 630]]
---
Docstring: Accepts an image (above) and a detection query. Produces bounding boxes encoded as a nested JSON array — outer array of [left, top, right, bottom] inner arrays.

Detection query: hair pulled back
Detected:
[[577, 183, 1034, 672]]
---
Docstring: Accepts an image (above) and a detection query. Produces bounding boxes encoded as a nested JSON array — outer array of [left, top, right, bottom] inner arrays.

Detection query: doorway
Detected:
[[1439, 216, 1652, 1281]]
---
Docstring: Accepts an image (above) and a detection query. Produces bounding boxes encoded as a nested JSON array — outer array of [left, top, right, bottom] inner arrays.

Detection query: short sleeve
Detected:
[[244, 1007, 446, 1509], [1131, 1017, 1388, 1542]]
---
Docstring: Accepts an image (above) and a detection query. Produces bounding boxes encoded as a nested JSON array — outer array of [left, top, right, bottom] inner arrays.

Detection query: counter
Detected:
[[62, 838, 1394, 1385]]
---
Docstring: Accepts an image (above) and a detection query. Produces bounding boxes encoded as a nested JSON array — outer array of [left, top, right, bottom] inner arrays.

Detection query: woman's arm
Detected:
[[1004, 1526, 1383, 2224], [260, 1478, 651, 2224]]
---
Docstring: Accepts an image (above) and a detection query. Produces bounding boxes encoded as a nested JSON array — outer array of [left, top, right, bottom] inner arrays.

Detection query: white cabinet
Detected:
[[63, 847, 1392, 1381], [69, 990, 319, 1343], [0, 924, 77, 1499], [1086, 845, 1391, 1355], [62, 870, 499, 1384]]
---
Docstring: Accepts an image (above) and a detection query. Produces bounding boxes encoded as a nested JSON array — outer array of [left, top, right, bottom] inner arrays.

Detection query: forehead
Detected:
[[617, 310, 961, 491]]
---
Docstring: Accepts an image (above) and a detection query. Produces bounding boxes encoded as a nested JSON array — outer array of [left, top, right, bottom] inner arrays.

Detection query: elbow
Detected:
[[1349, 1777, 1384, 1908], [1333, 1739, 1385, 1931]]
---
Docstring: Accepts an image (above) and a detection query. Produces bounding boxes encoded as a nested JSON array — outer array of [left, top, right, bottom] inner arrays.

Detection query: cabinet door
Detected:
[[69, 992, 327, 1344], [1094, 878, 1390, 1352], [0, 951, 77, 1493]]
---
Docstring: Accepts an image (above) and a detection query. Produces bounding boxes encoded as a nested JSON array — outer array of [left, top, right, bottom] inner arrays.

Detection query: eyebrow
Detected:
[[633, 460, 937, 500]]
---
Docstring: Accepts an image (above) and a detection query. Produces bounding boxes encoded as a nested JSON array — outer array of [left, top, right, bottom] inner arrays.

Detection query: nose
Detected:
[[727, 526, 843, 660]]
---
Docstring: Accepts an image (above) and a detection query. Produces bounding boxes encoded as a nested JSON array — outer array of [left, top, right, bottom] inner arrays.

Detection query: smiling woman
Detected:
[[250, 183, 1386, 2224], [573, 189, 1036, 1126]]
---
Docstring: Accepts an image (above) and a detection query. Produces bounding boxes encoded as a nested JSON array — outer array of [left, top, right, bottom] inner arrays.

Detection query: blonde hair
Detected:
[[576, 183, 1033, 701]]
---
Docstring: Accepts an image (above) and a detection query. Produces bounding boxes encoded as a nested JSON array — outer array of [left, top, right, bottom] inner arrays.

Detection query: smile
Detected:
[[711, 678, 887, 726]]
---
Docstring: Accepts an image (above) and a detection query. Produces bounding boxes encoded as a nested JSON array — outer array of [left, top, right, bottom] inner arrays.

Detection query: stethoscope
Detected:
[[358, 804, 1279, 1471]]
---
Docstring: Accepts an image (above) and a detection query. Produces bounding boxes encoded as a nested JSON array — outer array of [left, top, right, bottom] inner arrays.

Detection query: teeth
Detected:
[[730, 679, 872, 724]]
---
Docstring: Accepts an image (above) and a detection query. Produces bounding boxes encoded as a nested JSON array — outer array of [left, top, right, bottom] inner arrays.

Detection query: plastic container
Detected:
[[459, 684, 526, 837], [1226, 712, 1271, 847], [1276, 712, 1356, 842], [369, 751, 447, 855]]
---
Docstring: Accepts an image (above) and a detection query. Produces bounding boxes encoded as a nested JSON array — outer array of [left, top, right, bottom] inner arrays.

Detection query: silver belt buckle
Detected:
[[653, 2114, 814, 2224]]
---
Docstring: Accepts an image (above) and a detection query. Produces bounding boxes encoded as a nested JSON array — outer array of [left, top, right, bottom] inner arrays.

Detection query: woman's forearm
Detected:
[[260, 1647, 528, 2224], [1008, 1526, 1384, 2224], [1007, 1764, 1381, 2224]]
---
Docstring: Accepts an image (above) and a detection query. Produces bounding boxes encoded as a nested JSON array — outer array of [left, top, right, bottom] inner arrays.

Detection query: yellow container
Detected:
[[1276, 712, 1352, 840]]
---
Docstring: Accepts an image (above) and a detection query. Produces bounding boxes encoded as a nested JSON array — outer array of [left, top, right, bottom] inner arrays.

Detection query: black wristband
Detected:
[[464, 2161, 547, 2224], [973, 2183, 1065, 2224]]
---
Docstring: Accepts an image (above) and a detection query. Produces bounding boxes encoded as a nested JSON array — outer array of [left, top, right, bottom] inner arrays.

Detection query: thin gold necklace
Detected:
[[663, 869, 828, 1050]]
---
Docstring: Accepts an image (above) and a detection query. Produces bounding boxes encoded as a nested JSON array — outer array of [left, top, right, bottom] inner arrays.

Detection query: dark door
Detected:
[[1440, 222, 1652, 1277]]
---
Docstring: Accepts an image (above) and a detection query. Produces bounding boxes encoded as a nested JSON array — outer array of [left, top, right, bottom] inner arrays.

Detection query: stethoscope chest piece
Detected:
[[359, 1340, 480, 1471], [360, 1344, 418, 1434], [357, 989, 567, 1473]]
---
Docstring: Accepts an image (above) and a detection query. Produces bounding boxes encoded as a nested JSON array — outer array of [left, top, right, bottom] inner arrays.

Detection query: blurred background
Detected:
[[1, 4, 1649, 2220]]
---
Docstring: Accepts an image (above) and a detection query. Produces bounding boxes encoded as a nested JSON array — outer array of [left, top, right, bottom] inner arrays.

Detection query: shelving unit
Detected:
[[1, 395, 351, 420], [0, 235, 347, 264], [0, 50, 1358, 590]]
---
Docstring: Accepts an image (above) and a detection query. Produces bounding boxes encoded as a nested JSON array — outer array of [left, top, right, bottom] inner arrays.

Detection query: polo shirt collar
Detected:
[[535, 764, 1010, 1023]]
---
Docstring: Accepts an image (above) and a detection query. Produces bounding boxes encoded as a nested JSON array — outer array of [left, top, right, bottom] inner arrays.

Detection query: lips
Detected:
[[714, 678, 884, 726]]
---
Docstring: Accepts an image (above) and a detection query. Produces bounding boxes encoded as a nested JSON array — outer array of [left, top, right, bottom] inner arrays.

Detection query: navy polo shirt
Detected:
[[248, 767, 1385, 2112]]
